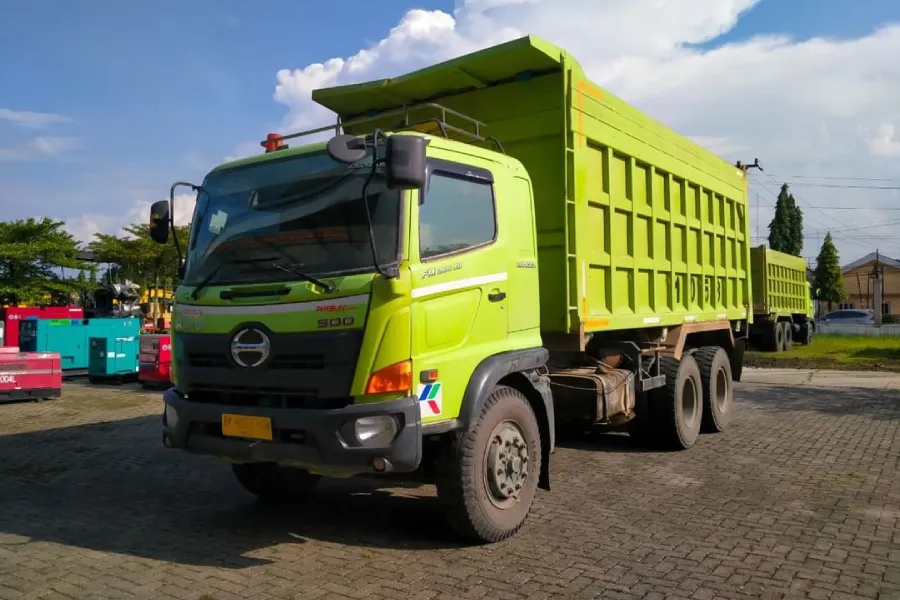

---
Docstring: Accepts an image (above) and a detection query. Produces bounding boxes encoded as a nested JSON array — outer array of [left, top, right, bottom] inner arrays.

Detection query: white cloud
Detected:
[[0, 108, 72, 128], [0, 136, 82, 162], [68, 193, 196, 244], [863, 123, 900, 157], [263, 0, 900, 262]]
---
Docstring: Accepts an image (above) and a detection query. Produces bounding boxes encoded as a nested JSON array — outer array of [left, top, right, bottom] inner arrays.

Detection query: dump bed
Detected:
[[750, 245, 809, 316], [312, 35, 751, 335]]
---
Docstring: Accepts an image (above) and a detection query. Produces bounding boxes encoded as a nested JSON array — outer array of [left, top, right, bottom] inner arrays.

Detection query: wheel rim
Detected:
[[715, 367, 729, 412], [681, 376, 699, 429], [484, 419, 530, 509]]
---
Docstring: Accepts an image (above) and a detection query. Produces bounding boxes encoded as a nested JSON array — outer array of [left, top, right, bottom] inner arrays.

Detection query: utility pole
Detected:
[[872, 249, 884, 326]]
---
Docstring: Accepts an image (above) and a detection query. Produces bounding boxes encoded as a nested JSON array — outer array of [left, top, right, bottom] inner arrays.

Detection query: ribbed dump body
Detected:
[[750, 245, 809, 316], [312, 35, 751, 335]]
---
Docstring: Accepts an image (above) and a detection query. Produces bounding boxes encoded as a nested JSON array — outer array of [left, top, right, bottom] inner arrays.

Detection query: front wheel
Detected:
[[231, 462, 321, 503], [436, 385, 542, 544]]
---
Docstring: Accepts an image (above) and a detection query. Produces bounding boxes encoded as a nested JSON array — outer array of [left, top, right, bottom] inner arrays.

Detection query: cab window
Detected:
[[419, 171, 496, 260]]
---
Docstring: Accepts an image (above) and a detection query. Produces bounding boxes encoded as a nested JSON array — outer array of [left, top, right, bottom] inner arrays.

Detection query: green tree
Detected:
[[768, 183, 803, 256], [813, 232, 845, 311], [87, 221, 189, 290], [785, 190, 803, 256], [0, 217, 87, 305]]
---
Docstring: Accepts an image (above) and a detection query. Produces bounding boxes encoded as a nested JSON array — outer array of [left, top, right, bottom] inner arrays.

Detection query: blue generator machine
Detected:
[[19, 318, 141, 377], [88, 333, 140, 381]]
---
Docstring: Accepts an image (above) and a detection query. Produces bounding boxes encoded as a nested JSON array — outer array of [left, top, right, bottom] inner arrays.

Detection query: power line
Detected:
[[763, 181, 900, 190], [761, 173, 900, 183]]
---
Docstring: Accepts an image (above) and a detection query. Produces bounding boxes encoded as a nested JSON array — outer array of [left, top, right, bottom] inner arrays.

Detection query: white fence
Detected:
[[816, 323, 900, 337]]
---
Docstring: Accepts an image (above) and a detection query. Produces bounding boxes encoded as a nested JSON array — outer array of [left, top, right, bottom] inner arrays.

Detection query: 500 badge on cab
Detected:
[[317, 316, 355, 328]]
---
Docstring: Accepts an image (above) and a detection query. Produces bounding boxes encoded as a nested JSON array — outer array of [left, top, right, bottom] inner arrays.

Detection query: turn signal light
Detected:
[[365, 360, 412, 395]]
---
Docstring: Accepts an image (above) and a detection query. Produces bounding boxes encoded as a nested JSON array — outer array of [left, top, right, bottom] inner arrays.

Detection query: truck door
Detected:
[[409, 157, 508, 425]]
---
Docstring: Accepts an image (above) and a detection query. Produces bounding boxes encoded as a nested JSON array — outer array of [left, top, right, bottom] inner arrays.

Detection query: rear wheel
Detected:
[[695, 347, 732, 433], [782, 322, 794, 351], [773, 321, 785, 352], [436, 385, 542, 544], [653, 355, 703, 450], [232, 463, 321, 502]]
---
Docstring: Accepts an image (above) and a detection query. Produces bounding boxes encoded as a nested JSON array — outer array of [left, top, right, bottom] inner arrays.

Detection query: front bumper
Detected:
[[161, 387, 422, 476]]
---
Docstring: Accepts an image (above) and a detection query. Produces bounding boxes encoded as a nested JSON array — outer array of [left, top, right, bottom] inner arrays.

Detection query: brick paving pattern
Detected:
[[0, 376, 898, 599]]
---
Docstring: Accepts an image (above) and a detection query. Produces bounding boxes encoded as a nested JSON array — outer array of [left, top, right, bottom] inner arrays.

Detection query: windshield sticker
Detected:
[[209, 210, 228, 234]]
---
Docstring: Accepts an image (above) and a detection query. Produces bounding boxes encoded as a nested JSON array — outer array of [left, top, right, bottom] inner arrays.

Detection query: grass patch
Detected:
[[745, 335, 900, 372]]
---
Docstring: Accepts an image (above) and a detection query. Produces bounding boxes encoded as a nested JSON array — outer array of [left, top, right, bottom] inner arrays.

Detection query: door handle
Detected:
[[488, 291, 506, 302]]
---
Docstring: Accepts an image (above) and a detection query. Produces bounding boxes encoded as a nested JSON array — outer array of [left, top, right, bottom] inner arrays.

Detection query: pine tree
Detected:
[[786, 191, 803, 257], [813, 232, 845, 311], [768, 183, 793, 252]]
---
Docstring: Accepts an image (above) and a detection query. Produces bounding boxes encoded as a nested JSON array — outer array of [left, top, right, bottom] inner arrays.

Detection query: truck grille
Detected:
[[187, 385, 351, 410], [175, 329, 363, 400]]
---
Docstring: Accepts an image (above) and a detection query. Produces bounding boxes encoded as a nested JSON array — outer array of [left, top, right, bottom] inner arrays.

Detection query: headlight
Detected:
[[354, 415, 399, 448], [164, 403, 179, 428]]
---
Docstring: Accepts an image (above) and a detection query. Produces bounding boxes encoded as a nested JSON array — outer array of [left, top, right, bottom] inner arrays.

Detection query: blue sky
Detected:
[[2, 0, 900, 259]]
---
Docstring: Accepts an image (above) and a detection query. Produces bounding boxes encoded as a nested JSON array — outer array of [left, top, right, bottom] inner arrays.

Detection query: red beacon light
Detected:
[[262, 133, 288, 153]]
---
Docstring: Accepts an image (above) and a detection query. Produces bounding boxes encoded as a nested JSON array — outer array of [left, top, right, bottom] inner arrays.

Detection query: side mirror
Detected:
[[149, 200, 171, 244], [386, 134, 426, 190]]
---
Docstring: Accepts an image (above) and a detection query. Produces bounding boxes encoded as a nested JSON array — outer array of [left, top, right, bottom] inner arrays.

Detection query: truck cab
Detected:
[[150, 111, 550, 543]]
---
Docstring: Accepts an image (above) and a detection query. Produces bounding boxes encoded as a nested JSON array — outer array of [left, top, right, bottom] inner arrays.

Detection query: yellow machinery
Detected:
[[140, 287, 173, 333]]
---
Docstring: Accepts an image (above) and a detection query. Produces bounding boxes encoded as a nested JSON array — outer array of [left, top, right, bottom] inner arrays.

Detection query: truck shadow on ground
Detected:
[[0, 416, 472, 567], [0, 411, 664, 567], [739, 383, 900, 421]]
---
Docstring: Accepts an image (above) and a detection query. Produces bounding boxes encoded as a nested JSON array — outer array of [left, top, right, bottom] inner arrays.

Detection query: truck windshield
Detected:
[[183, 149, 401, 286]]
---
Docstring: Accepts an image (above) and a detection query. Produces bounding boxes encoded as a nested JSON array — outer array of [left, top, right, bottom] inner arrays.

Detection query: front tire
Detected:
[[654, 355, 703, 450], [695, 346, 732, 433], [231, 463, 321, 502], [436, 385, 542, 544]]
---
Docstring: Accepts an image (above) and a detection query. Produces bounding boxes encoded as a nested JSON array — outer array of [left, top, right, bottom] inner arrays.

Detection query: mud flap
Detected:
[[730, 337, 746, 382]]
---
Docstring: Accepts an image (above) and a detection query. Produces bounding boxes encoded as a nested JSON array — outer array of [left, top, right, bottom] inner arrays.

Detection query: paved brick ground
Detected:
[[1, 374, 898, 600]]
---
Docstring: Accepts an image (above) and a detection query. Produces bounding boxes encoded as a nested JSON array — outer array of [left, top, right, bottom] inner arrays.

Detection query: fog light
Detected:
[[354, 415, 399, 448], [164, 403, 179, 429]]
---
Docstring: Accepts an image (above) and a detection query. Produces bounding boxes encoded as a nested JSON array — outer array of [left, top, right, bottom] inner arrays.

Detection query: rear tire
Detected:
[[773, 321, 785, 352], [436, 385, 542, 544], [782, 322, 793, 351], [231, 463, 321, 502], [653, 355, 703, 450], [695, 347, 732, 433]]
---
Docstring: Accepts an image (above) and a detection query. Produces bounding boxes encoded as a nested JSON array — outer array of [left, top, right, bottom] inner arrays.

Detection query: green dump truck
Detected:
[[149, 35, 752, 543], [748, 245, 815, 350]]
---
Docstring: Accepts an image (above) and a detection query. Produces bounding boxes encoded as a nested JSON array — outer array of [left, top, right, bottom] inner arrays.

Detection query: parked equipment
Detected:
[[88, 334, 140, 382], [18, 317, 141, 375], [0, 306, 84, 348], [0, 347, 62, 403], [138, 333, 172, 387], [749, 245, 816, 350]]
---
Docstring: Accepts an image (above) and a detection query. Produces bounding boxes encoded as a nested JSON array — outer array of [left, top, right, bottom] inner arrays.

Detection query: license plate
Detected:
[[221, 414, 273, 441]]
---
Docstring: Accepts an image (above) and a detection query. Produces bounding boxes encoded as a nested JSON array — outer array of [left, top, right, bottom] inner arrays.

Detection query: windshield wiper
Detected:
[[189, 256, 273, 300], [269, 261, 336, 293]]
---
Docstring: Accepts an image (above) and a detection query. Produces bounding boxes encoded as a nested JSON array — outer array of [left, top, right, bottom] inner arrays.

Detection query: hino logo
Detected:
[[230, 328, 271, 368]]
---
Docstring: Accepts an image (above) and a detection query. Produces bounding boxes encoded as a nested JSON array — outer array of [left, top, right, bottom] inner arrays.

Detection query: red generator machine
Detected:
[[1, 306, 84, 349], [138, 334, 172, 388], [0, 347, 62, 403]]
